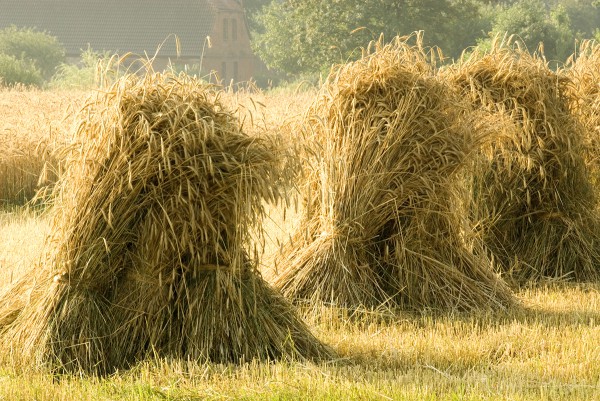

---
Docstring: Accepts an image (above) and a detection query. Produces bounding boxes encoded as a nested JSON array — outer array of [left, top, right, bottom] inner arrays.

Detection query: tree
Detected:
[[49, 48, 114, 90], [0, 26, 65, 80], [244, 0, 272, 14], [251, 0, 368, 76], [252, 0, 487, 77], [0, 53, 43, 87], [482, 0, 575, 63], [561, 0, 600, 38], [244, 0, 273, 32]]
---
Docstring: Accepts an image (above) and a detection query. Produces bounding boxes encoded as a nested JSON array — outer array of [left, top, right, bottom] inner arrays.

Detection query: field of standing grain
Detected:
[[0, 86, 599, 400]]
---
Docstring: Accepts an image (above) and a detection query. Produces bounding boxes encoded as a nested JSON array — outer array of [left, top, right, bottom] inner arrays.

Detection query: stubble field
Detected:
[[0, 87, 599, 401]]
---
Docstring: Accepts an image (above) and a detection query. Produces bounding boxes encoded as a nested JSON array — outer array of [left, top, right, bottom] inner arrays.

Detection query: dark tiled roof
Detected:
[[0, 0, 222, 58]]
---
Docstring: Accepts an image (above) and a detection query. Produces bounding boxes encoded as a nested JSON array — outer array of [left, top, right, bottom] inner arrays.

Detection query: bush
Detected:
[[0, 53, 43, 87], [0, 26, 65, 79], [50, 48, 106, 89]]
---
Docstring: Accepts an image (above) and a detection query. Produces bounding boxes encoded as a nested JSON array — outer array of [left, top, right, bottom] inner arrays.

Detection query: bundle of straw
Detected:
[[0, 139, 56, 207], [273, 36, 514, 311], [0, 71, 331, 374], [444, 42, 600, 282], [563, 40, 600, 187]]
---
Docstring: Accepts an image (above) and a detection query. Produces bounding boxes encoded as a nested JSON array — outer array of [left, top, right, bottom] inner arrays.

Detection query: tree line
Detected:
[[245, 0, 600, 80], [2, 1, 598, 88]]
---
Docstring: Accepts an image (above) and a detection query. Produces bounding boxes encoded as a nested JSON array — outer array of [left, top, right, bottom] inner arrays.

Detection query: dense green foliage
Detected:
[[0, 53, 43, 87], [0, 26, 65, 81], [252, 0, 485, 76], [49, 48, 111, 90], [0, 27, 112, 89], [250, 0, 600, 78], [244, 0, 272, 15], [478, 0, 576, 62]]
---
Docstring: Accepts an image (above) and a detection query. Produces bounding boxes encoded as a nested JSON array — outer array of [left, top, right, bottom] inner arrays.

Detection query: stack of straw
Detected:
[[0, 71, 331, 374], [563, 40, 600, 187], [0, 140, 55, 206], [444, 42, 600, 282], [274, 36, 514, 311]]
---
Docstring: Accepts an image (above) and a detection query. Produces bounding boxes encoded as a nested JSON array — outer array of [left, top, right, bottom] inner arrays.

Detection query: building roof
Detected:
[[0, 0, 240, 58]]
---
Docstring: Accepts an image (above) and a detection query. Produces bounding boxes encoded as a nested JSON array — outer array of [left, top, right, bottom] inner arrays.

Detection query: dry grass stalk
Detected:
[[444, 42, 600, 282], [0, 71, 331, 374], [273, 35, 515, 311], [0, 89, 81, 207], [562, 40, 600, 187], [0, 139, 56, 206]]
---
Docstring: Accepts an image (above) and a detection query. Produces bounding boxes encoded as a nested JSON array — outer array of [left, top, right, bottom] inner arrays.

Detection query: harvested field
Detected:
[[0, 43, 599, 399]]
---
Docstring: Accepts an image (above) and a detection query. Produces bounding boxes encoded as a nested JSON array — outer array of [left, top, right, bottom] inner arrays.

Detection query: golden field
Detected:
[[0, 85, 599, 400]]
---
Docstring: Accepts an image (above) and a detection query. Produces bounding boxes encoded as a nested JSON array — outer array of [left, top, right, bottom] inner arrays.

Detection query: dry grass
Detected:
[[0, 79, 599, 399], [444, 42, 600, 283], [0, 87, 85, 206], [0, 72, 330, 375], [0, 210, 50, 287], [221, 89, 314, 276], [563, 39, 600, 188], [0, 268, 598, 400], [273, 36, 514, 311]]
